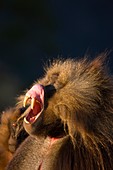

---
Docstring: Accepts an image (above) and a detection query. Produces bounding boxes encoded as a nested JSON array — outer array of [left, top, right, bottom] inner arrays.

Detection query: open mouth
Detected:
[[23, 84, 44, 124], [24, 101, 44, 124]]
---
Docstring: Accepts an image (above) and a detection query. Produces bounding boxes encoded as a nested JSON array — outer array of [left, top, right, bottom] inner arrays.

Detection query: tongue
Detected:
[[31, 101, 41, 116], [35, 101, 42, 114]]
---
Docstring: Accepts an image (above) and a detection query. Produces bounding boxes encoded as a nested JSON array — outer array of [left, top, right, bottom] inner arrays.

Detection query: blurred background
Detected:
[[0, 0, 113, 111]]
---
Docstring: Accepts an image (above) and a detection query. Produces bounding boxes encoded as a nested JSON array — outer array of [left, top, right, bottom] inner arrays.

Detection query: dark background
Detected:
[[0, 0, 113, 111]]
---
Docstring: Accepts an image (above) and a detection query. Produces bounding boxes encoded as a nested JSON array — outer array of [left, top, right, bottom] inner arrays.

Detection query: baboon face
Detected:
[[22, 56, 113, 137], [22, 60, 77, 136], [23, 83, 65, 137]]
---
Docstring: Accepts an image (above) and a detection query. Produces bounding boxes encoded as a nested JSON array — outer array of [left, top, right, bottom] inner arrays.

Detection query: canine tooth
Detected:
[[23, 95, 30, 107], [31, 98, 35, 109]]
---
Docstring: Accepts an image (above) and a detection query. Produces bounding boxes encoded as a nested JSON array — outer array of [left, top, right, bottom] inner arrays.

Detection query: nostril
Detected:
[[44, 85, 56, 98]]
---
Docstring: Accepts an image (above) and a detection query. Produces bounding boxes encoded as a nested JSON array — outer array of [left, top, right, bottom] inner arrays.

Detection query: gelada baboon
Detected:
[[0, 107, 28, 170], [7, 54, 113, 170]]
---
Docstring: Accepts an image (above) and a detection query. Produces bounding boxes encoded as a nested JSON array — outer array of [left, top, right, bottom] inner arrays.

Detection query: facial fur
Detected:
[[18, 54, 113, 141]]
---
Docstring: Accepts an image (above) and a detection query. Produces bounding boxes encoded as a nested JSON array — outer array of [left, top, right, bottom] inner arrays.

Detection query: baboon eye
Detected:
[[49, 73, 59, 83], [52, 73, 59, 78]]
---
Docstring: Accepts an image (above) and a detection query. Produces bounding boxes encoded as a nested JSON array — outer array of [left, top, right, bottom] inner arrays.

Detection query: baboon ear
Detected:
[[54, 104, 76, 137], [54, 104, 69, 121]]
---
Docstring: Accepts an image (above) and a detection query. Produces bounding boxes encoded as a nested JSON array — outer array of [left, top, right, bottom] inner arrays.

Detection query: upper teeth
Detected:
[[23, 95, 37, 110]]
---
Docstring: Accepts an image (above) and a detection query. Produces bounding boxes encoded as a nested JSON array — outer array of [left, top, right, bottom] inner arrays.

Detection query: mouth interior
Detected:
[[25, 101, 43, 124]]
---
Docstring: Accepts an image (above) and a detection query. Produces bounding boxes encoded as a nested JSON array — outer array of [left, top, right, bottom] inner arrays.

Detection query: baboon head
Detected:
[[21, 54, 113, 141]]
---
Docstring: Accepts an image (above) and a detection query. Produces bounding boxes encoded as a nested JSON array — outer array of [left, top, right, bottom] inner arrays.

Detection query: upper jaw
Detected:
[[23, 84, 45, 124]]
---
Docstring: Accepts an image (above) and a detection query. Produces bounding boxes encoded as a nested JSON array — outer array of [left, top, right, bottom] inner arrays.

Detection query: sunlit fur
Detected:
[[7, 53, 113, 170], [0, 108, 28, 170]]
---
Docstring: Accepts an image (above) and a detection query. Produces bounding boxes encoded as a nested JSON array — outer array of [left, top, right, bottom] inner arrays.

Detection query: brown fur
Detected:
[[0, 108, 28, 170], [6, 54, 113, 169]]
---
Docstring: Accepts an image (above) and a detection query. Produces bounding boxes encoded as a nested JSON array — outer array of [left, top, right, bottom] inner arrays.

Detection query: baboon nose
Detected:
[[44, 85, 56, 98]]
